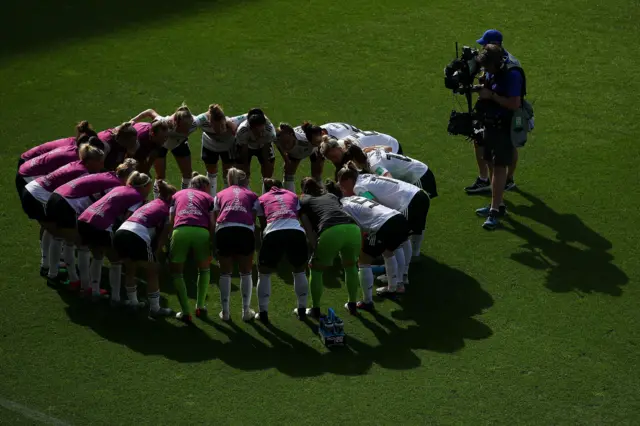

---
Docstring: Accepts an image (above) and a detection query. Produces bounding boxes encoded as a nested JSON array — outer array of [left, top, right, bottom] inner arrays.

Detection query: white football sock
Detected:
[[240, 273, 253, 311], [78, 248, 91, 290], [283, 175, 295, 192], [359, 265, 374, 303], [181, 177, 191, 189], [293, 271, 308, 309], [393, 247, 406, 284], [148, 290, 161, 312], [64, 244, 79, 282], [256, 273, 271, 312], [219, 274, 231, 313], [90, 257, 103, 295], [411, 231, 424, 256], [41, 230, 52, 269], [383, 255, 399, 291], [401, 240, 412, 276], [126, 286, 138, 304], [47, 238, 64, 278], [109, 262, 122, 301], [207, 172, 218, 197], [153, 180, 160, 199]]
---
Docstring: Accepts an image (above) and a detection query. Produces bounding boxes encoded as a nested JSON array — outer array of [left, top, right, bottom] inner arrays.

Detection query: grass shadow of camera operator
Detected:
[[503, 190, 628, 296]]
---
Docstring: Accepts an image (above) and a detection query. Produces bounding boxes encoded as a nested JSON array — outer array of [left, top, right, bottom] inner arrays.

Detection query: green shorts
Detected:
[[311, 223, 361, 268], [170, 226, 211, 264]]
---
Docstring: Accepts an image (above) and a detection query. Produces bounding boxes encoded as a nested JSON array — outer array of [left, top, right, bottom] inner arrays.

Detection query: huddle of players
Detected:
[[15, 105, 437, 324]]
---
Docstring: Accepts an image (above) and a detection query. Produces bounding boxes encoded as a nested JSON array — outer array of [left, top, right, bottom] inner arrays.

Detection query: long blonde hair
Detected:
[[189, 171, 211, 191], [115, 158, 138, 179], [126, 171, 152, 188], [227, 167, 249, 187]]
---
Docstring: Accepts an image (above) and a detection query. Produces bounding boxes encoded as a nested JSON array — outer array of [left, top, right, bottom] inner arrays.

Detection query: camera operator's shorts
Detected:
[[483, 125, 513, 167]]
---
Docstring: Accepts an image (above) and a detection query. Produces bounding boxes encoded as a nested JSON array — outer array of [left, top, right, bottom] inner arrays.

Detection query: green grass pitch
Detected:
[[1, 0, 639, 424]]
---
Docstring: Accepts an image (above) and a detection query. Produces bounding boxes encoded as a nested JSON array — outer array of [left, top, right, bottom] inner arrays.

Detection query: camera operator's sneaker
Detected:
[[482, 212, 500, 230], [505, 178, 517, 191], [476, 205, 507, 218], [465, 177, 491, 194]]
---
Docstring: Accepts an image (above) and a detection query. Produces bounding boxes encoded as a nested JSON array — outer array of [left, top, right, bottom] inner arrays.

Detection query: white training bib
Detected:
[[340, 195, 400, 233], [195, 113, 247, 152], [353, 174, 419, 212], [321, 122, 361, 140], [367, 149, 428, 183], [235, 118, 276, 150]]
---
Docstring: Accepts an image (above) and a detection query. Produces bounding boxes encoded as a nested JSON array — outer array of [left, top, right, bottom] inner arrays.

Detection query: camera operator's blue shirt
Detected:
[[483, 69, 523, 117]]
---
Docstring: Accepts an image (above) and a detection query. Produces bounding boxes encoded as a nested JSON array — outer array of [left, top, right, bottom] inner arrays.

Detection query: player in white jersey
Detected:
[[320, 130, 402, 173], [275, 122, 325, 192], [346, 145, 439, 199], [320, 122, 361, 140], [235, 108, 277, 193], [337, 164, 430, 263], [325, 181, 411, 301], [130, 104, 196, 192], [192, 104, 247, 198]]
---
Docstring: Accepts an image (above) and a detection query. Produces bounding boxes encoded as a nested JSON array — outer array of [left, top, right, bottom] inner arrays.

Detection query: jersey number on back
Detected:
[[351, 196, 380, 209]]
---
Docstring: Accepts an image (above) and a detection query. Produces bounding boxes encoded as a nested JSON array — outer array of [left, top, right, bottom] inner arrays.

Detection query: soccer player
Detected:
[[192, 104, 247, 197], [344, 144, 438, 199], [337, 164, 430, 264], [318, 122, 361, 140], [132, 121, 170, 174], [235, 108, 276, 193], [77, 172, 152, 303], [21, 144, 105, 283], [255, 178, 309, 323], [169, 172, 215, 323], [299, 177, 361, 318], [48, 159, 139, 293], [213, 168, 260, 322], [320, 130, 402, 172], [19, 120, 97, 168], [97, 122, 139, 170], [325, 180, 411, 300], [114, 180, 177, 317], [130, 104, 195, 192], [274, 122, 323, 192]]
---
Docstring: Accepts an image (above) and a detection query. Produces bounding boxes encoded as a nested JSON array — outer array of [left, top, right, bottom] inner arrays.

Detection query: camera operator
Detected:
[[465, 29, 521, 193], [473, 44, 524, 230]]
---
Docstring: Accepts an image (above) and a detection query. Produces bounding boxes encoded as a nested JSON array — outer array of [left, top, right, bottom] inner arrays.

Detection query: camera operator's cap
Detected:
[[477, 29, 503, 46]]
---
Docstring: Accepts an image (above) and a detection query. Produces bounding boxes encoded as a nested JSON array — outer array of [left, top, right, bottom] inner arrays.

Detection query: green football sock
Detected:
[[172, 273, 190, 315], [196, 268, 210, 309], [309, 268, 324, 308], [344, 265, 359, 302]]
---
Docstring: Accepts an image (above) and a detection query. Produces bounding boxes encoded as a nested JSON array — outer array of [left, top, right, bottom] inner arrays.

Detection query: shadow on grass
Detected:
[[56, 254, 492, 376], [0, 0, 253, 62], [504, 190, 628, 296]]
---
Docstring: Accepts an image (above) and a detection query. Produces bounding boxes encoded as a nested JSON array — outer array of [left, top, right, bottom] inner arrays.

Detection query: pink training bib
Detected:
[[35, 161, 88, 192], [19, 145, 78, 177], [127, 198, 170, 229], [56, 171, 121, 199], [21, 137, 75, 161], [258, 188, 299, 223], [215, 186, 258, 226], [78, 186, 144, 230], [172, 189, 215, 229]]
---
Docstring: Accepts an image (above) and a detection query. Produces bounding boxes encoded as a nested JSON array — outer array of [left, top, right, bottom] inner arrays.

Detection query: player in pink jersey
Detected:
[[132, 121, 169, 174], [168, 172, 215, 323], [98, 122, 139, 171], [78, 172, 152, 303], [114, 180, 177, 317], [130, 104, 195, 193], [46, 159, 138, 293], [20, 145, 104, 282], [214, 168, 260, 322], [19, 120, 97, 167], [254, 179, 308, 324]]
